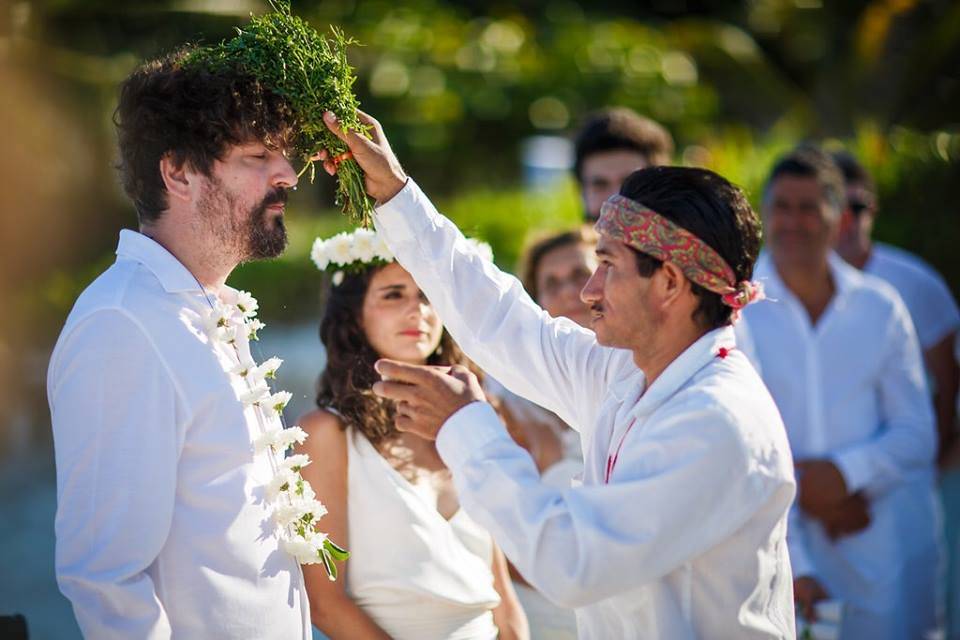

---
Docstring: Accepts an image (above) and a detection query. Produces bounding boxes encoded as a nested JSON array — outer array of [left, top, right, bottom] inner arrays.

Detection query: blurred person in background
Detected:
[[832, 149, 959, 463], [573, 107, 674, 222], [486, 227, 600, 639], [831, 149, 960, 637], [740, 146, 941, 638]]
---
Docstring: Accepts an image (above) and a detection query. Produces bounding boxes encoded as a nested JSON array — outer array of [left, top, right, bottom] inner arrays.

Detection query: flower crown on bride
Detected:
[[311, 228, 494, 285]]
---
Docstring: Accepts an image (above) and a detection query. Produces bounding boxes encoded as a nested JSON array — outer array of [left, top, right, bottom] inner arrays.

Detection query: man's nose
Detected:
[[274, 154, 299, 190], [581, 269, 603, 304]]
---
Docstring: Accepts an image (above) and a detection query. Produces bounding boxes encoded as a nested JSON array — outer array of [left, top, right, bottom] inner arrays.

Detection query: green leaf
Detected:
[[324, 538, 350, 562], [320, 548, 338, 581], [184, 2, 374, 225]]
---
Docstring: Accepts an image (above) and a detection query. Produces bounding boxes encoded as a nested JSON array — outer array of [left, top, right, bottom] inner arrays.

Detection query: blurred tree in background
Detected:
[[1, 0, 958, 448]]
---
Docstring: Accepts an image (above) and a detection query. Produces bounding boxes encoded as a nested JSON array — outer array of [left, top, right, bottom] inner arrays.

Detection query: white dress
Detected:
[[343, 425, 502, 639]]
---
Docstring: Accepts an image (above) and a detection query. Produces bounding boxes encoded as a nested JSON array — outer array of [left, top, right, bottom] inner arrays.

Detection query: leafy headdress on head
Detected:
[[186, 1, 374, 225]]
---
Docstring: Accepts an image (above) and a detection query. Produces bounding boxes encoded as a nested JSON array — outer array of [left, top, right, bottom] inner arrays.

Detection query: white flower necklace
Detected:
[[195, 283, 348, 579]]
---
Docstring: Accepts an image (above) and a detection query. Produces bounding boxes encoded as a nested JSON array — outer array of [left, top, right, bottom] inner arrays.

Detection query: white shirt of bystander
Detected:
[[865, 242, 959, 352], [739, 251, 941, 640]]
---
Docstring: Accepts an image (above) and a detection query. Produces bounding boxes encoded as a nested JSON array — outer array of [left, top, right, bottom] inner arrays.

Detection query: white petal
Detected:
[[310, 238, 330, 271], [266, 468, 298, 500], [239, 384, 271, 406], [281, 454, 311, 472]]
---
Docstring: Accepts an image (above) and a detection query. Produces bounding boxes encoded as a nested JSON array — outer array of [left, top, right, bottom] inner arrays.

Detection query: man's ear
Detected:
[[656, 261, 688, 307], [159, 153, 195, 203]]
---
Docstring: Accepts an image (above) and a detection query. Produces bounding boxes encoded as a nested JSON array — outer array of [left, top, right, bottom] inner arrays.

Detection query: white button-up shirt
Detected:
[[47, 230, 310, 639], [865, 242, 959, 351], [375, 180, 797, 639], [740, 252, 941, 639]]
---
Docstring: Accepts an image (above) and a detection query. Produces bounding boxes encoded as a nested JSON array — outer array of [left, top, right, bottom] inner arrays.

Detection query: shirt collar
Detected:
[[755, 250, 859, 302], [115, 229, 203, 294], [632, 325, 737, 419], [608, 325, 737, 414]]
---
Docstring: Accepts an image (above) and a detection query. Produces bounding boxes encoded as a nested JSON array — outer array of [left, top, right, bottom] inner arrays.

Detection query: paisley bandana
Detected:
[[596, 194, 764, 313]]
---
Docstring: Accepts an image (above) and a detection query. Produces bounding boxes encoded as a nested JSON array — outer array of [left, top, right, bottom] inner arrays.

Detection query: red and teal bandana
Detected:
[[596, 194, 764, 313]]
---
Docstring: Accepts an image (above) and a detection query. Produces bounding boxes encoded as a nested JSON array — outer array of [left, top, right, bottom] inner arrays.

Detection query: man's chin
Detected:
[[247, 230, 288, 260], [590, 318, 610, 344]]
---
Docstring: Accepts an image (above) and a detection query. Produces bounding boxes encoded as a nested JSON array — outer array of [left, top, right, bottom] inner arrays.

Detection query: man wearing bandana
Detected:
[[319, 111, 797, 638]]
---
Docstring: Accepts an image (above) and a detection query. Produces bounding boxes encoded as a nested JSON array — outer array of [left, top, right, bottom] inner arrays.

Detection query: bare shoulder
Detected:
[[297, 408, 349, 450]]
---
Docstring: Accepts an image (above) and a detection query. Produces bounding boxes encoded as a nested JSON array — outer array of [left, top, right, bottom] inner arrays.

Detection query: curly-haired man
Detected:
[[47, 51, 310, 638]]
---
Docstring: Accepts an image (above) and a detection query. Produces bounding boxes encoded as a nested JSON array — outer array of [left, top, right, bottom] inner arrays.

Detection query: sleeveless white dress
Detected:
[[343, 425, 501, 639]]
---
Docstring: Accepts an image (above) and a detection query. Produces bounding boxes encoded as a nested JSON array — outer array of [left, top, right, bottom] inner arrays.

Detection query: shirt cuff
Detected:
[[832, 448, 873, 494], [435, 401, 510, 471], [373, 178, 435, 246]]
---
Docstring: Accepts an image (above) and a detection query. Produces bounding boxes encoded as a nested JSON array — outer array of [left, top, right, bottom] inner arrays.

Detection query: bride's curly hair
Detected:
[[316, 265, 476, 446]]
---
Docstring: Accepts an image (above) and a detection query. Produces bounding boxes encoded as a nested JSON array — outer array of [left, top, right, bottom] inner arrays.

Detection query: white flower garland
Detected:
[[311, 227, 494, 282], [201, 289, 348, 579]]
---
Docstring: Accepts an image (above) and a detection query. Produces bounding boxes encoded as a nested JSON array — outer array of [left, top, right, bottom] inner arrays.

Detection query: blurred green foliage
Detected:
[[3, 0, 959, 336]]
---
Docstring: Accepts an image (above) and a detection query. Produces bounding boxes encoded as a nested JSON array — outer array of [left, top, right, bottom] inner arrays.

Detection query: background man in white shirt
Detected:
[[46, 51, 311, 638], [318, 110, 797, 639], [573, 107, 674, 222], [831, 149, 959, 464], [741, 146, 940, 638]]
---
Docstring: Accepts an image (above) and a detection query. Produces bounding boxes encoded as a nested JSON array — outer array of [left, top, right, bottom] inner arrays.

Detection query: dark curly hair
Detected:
[[316, 265, 476, 446], [114, 47, 297, 224], [620, 166, 762, 331]]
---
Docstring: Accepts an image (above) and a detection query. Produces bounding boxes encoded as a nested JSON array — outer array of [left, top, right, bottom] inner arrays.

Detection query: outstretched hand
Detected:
[[314, 110, 408, 204], [371, 359, 487, 441]]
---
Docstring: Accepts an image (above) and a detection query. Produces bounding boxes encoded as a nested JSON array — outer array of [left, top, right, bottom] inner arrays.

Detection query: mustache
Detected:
[[260, 187, 289, 209], [590, 303, 604, 314]]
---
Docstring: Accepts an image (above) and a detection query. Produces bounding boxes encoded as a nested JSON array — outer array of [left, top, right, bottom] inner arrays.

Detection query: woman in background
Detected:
[[493, 227, 599, 639], [296, 230, 527, 640]]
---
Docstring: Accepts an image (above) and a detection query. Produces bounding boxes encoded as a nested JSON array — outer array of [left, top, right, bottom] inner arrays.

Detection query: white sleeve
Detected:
[[832, 296, 937, 496], [786, 504, 817, 579], [48, 309, 184, 639], [912, 263, 960, 350], [375, 179, 633, 437], [436, 401, 789, 608]]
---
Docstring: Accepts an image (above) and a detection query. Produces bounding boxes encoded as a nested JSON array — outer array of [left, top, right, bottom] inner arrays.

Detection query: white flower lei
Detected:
[[201, 289, 348, 579], [311, 227, 494, 282]]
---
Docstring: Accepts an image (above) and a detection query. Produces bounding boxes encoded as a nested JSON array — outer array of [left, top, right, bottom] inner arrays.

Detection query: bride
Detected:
[[295, 229, 528, 640]]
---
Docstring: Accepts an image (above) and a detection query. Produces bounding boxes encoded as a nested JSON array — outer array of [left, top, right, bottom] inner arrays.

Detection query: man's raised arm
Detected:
[[319, 110, 632, 433]]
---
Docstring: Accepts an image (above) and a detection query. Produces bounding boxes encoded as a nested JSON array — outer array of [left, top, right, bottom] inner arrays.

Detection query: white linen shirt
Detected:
[[740, 252, 941, 639], [47, 230, 310, 639], [865, 242, 959, 351], [375, 180, 798, 639]]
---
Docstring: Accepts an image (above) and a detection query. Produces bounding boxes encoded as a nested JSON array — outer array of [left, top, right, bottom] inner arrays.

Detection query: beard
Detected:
[[245, 187, 289, 260], [197, 177, 289, 262]]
